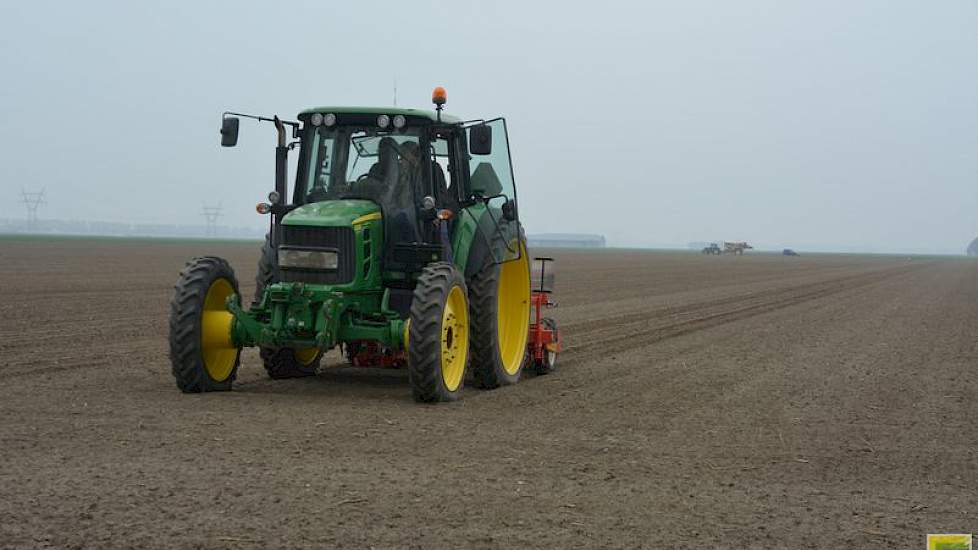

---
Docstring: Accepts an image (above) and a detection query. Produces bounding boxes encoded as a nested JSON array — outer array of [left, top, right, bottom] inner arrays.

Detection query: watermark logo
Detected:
[[928, 534, 973, 550]]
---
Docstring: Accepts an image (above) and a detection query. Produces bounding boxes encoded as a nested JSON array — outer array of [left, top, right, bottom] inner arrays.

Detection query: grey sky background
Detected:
[[1, 1, 975, 253]]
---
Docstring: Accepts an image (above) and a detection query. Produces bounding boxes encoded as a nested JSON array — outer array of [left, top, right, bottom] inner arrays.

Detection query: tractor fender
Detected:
[[463, 213, 525, 280]]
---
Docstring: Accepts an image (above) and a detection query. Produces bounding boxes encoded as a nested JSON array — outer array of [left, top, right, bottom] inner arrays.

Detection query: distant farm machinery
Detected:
[[702, 242, 753, 255], [724, 242, 753, 255], [701, 243, 721, 255]]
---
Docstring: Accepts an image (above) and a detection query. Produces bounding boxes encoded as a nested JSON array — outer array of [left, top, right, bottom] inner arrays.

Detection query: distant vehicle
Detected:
[[702, 243, 722, 255], [782, 249, 799, 256], [724, 241, 753, 255]]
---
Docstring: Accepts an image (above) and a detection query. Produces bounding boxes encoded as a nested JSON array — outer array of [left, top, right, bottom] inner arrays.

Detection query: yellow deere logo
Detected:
[[928, 534, 973, 550]]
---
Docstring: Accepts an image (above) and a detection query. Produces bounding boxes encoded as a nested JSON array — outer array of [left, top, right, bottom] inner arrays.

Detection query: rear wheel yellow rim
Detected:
[[497, 244, 531, 375], [440, 285, 469, 392], [403, 319, 411, 352], [200, 278, 237, 382], [294, 348, 319, 365]]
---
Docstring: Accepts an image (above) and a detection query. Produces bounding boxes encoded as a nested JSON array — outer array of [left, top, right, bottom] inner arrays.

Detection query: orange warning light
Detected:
[[432, 86, 447, 106]]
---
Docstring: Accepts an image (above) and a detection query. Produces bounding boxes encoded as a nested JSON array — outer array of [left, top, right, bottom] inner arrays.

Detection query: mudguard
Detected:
[[458, 207, 524, 280]]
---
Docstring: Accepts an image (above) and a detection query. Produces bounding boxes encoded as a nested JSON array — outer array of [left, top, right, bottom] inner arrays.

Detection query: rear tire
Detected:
[[408, 262, 469, 402], [469, 239, 531, 389], [255, 234, 322, 379], [168, 256, 241, 393]]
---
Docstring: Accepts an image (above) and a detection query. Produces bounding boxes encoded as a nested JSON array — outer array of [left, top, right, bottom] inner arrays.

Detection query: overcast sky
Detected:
[[1, 1, 975, 253]]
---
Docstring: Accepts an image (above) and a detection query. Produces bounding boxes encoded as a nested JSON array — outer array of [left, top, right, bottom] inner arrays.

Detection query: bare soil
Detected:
[[0, 237, 975, 549]]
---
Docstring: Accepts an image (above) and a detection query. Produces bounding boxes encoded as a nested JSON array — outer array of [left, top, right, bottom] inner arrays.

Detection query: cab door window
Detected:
[[465, 118, 517, 215], [464, 118, 521, 263], [432, 136, 459, 212]]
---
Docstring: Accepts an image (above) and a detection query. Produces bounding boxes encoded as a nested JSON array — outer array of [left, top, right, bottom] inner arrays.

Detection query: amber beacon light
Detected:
[[432, 86, 447, 107]]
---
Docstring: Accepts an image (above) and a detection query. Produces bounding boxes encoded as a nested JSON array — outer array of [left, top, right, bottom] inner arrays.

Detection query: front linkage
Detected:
[[226, 283, 406, 352]]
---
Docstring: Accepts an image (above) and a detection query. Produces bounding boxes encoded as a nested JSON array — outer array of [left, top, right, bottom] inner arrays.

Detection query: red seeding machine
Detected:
[[528, 257, 561, 374]]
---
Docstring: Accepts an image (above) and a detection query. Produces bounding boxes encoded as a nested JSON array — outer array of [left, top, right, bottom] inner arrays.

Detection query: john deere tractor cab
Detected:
[[168, 88, 561, 402]]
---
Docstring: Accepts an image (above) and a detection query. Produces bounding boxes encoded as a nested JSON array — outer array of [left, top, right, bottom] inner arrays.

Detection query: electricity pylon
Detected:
[[201, 204, 223, 237], [21, 189, 46, 232]]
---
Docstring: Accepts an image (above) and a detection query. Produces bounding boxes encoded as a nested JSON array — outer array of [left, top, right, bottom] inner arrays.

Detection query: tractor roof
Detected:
[[299, 106, 461, 124]]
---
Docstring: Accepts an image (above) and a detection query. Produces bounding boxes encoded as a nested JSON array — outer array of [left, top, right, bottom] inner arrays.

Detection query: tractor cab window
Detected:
[[465, 118, 517, 211], [347, 133, 422, 183], [302, 125, 426, 247], [303, 127, 423, 207], [313, 136, 333, 188], [464, 118, 522, 263], [431, 137, 458, 212]]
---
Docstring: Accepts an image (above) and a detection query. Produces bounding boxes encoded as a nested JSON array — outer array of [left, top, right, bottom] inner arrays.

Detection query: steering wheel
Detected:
[[306, 187, 329, 202]]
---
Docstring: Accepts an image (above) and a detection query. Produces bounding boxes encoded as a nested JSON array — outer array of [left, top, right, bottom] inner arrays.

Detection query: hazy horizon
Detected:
[[2, 1, 976, 254]]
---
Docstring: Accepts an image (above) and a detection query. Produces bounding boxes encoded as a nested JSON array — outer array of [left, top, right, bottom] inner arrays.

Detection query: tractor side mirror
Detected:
[[220, 116, 240, 147], [469, 124, 492, 155]]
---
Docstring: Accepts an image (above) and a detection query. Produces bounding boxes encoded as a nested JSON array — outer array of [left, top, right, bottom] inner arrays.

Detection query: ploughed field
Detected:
[[1, 237, 976, 549]]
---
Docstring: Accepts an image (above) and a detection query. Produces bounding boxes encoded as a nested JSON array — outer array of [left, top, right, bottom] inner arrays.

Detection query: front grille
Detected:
[[279, 225, 356, 285]]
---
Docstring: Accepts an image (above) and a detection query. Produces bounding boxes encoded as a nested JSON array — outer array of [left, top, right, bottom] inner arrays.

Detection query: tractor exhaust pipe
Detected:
[[270, 116, 289, 251], [273, 116, 288, 214]]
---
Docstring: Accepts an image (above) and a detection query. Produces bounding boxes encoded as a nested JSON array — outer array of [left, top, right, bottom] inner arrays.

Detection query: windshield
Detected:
[[302, 126, 423, 208]]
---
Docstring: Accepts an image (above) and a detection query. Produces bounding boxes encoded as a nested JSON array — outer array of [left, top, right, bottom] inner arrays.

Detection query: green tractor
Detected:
[[168, 88, 559, 402]]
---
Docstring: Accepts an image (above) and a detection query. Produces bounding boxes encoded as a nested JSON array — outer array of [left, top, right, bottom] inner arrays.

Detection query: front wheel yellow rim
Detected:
[[294, 348, 319, 365], [200, 278, 238, 382], [440, 285, 469, 392], [497, 244, 531, 375]]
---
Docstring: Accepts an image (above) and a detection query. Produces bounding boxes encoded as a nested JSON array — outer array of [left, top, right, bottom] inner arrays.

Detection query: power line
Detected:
[[21, 189, 46, 232], [201, 204, 223, 237]]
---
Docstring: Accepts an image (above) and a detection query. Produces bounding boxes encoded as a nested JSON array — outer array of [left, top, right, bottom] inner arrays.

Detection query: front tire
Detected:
[[408, 262, 470, 402], [260, 347, 321, 379], [168, 256, 241, 392], [255, 235, 322, 379]]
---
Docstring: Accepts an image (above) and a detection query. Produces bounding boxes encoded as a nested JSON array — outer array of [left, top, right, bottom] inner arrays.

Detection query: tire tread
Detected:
[[168, 256, 240, 393]]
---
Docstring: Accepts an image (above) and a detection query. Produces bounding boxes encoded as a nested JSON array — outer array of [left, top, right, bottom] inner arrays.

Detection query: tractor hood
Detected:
[[282, 200, 380, 228]]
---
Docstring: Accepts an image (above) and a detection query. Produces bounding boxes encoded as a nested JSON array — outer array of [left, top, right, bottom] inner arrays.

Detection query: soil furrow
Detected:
[[561, 262, 923, 359]]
